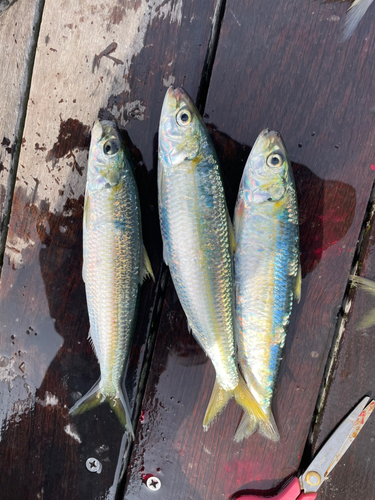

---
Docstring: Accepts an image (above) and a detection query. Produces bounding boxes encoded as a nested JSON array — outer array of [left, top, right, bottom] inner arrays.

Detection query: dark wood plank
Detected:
[[0, 1, 217, 499], [311, 206, 375, 500], [0, 0, 43, 261], [125, 0, 375, 498]]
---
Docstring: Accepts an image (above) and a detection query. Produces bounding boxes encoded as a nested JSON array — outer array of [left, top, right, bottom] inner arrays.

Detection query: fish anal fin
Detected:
[[87, 329, 98, 358], [295, 262, 302, 303], [141, 245, 154, 282]]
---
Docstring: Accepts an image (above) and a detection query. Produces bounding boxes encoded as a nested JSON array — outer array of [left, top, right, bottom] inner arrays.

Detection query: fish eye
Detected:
[[266, 152, 283, 168], [176, 108, 192, 126], [103, 139, 119, 156]]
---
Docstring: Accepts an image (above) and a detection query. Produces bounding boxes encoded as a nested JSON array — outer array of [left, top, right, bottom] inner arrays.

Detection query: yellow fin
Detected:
[[142, 245, 154, 282], [203, 378, 232, 430], [350, 275, 375, 329], [233, 375, 278, 442], [295, 262, 302, 303], [226, 207, 236, 254]]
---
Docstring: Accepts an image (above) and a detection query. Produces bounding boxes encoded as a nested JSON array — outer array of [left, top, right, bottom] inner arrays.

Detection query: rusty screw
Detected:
[[86, 457, 102, 474], [146, 476, 161, 491]]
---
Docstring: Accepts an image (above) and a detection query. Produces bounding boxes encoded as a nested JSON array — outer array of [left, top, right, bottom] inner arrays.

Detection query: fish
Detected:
[[69, 120, 153, 437], [342, 0, 374, 41], [233, 129, 301, 442], [158, 86, 271, 433]]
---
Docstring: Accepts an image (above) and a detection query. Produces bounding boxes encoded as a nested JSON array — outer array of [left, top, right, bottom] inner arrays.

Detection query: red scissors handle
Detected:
[[237, 478, 317, 500]]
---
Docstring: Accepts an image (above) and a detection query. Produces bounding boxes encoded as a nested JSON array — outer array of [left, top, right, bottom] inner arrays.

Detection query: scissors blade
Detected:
[[301, 396, 375, 493]]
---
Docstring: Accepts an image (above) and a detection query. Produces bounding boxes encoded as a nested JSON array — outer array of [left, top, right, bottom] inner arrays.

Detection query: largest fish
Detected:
[[70, 120, 153, 437], [234, 129, 301, 442], [158, 87, 271, 433]]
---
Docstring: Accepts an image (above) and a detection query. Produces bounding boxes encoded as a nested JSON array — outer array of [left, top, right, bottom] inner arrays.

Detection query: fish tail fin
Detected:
[[341, 0, 374, 41], [69, 381, 134, 438], [203, 378, 232, 430], [234, 409, 280, 442], [232, 374, 276, 441]]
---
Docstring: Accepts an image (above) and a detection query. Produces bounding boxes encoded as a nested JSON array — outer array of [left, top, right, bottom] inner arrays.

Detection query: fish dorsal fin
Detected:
[[226, 207, 236, 254], [295, 262, 302, 303], [141, 245, 154, 282]]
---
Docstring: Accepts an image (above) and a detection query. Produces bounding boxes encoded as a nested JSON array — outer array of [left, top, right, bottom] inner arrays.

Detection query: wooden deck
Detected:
[[1, 1, 375, 499]]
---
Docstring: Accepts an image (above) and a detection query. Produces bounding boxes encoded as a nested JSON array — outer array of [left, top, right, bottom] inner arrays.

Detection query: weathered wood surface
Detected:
[[312, 209, 375, 500], [124, 0, 375, 499], [0, 0, 217, 499], [0, 0, 43, 259]]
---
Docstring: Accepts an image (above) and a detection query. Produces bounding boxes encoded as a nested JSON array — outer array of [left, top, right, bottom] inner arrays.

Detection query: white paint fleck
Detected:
[[311, 351, 319, 358], [37, 391, 59, 406], [203, 445, 212, 455], [163, 74, 176, 87], [5, 234, 35, 269], [329, 15, 340, 22], [64, 424, 82, 443]]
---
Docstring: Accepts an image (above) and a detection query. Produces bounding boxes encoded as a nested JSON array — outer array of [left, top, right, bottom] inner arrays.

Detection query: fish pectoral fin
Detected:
[[226, 207, 236, 254], [141, 245, 154, 282], [294, 262, 302, 303], [203, 378, 232, 430], [232, 374, 279, 442], [69, 382, 134, 439]]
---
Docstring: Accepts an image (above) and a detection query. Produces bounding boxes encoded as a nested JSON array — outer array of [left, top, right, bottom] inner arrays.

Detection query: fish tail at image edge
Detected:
[[69, 380, 134, 439]]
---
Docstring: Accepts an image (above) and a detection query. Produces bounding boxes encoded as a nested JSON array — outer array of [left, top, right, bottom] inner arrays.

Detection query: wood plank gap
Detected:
[[116, 265, 170, 500], [195, 0, 227, 115], [0, 0, 45, 274], [304, 176, 375, 462]]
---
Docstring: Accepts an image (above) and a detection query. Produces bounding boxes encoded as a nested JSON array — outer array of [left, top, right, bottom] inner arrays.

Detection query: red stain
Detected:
[[140, 410, 146, 423], [371, 165, 375, 170]]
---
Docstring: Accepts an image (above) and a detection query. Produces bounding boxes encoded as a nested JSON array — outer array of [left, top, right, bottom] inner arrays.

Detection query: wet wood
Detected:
[[0, 0, 42, 256], [124, 0, 375, 499], [312, 211, 375, 500], [0, 0, 216, 499]]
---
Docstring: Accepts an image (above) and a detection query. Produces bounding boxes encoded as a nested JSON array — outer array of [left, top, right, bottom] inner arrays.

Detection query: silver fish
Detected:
[[158, 87, 270, 433], [70, 120, 153, 436], [234, 129, 301, 441]]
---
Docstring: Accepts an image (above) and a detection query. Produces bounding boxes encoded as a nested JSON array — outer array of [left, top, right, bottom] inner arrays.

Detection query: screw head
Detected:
[[146, 476, 161, 491], [86, 457, 102, 474]]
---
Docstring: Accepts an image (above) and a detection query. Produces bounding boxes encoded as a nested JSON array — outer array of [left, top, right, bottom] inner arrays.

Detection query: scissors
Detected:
[[237, 396, 375, 500]]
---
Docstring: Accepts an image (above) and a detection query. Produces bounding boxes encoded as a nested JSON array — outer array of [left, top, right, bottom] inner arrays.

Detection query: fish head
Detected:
[[158, 86, 205, 167], [240, 129, 292, 205], [86, 120, 129, 192]]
